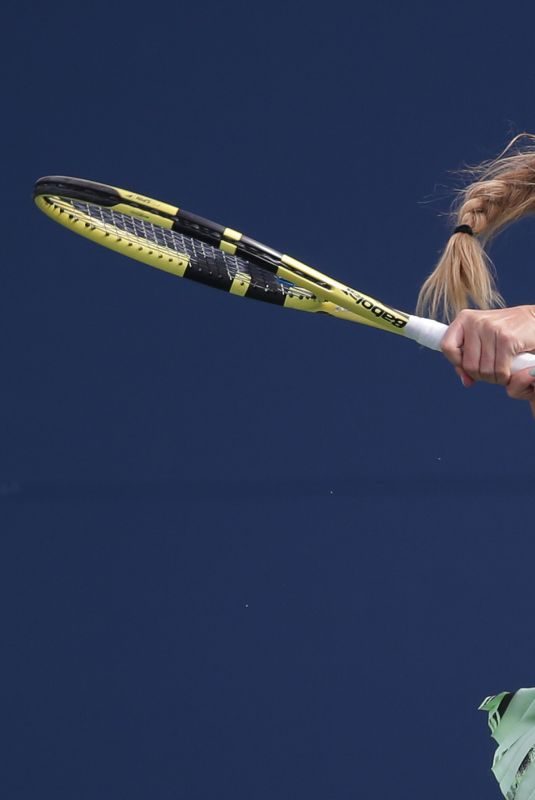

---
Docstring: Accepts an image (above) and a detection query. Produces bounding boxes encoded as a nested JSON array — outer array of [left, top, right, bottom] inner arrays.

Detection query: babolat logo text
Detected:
[[345, 290, 406, 328]]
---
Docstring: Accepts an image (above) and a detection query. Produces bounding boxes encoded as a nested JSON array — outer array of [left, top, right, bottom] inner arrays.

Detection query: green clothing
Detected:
[[480, 689, 535, 800]]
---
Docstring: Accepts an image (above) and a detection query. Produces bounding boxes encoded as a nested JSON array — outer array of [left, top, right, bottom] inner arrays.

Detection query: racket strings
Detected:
[[65, 198, 317, 302]]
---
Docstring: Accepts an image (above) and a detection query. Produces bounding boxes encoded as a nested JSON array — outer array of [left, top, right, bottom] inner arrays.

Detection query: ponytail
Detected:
[[417, 134, 535, 321]]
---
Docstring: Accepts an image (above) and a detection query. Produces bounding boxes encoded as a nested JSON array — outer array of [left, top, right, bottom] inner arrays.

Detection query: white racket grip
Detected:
[[404, 315, 535, 373]]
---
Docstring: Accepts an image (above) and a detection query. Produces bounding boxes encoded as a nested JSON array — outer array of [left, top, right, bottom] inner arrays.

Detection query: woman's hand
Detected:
[[440, 306, 535, 388]]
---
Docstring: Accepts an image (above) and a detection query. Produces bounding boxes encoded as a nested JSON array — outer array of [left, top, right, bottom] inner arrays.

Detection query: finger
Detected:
[[478, 328, 499, 383], [441, 319, 464, 368], [494, 329, 516, 386], [455, 366, 475, 388], [460, 331, 482, 381], [506, 368, 535, 400]]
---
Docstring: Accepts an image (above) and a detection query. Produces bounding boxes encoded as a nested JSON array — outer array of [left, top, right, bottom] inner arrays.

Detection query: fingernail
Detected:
[[530, 369, 535, 377]]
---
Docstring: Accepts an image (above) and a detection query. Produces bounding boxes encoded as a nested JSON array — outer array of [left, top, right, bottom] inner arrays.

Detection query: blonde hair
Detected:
[[417, 133, 535, 321]]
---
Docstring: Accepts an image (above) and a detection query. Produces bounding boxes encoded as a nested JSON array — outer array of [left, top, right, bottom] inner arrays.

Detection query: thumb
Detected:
[[506, 367, 535, 400]]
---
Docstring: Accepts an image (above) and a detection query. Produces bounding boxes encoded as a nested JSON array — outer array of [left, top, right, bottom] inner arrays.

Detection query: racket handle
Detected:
[[405, 315, 535, 373]]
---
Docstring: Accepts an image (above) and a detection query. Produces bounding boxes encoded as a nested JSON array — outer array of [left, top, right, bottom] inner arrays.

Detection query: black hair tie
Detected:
[[453, 224, 474, 236]]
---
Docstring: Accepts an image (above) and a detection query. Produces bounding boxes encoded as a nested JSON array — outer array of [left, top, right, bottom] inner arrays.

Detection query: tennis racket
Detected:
[[33, 176, 535, 372]]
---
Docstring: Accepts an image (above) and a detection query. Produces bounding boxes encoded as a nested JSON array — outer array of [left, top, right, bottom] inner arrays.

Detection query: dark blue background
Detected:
[[3, 2, 535, 798]]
